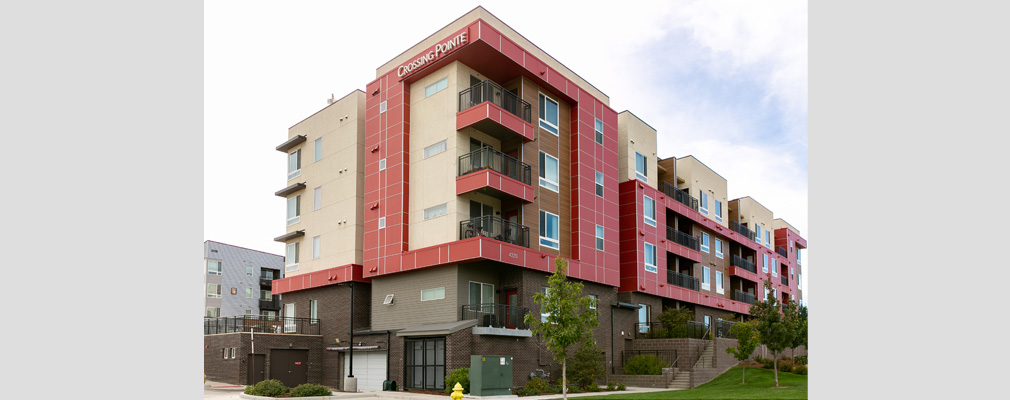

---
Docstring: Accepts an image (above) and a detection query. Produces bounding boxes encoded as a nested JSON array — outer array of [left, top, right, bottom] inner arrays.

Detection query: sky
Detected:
[[204, 0, 810, 305]]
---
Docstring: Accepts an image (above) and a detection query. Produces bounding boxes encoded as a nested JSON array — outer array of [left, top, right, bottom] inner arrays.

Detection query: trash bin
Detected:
[[382, 380, 397, 391]]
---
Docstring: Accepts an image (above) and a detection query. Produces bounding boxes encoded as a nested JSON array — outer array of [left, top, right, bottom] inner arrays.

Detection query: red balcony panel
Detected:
[[666, 240, 703, 263], [272, 264, 368, 295], [729, 266, 761, 283], [456, 169, 535, 203], [456, 102, 535, 142]]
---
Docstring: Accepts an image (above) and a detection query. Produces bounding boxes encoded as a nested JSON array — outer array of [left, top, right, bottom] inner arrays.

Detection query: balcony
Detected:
[[734, 290, 756, 305], [730, 221, 757, 242], [456, 147, 534, 202], [204, 315, 318, 335], [666, 226, 700, 251], [457, 80, 535, 141], [259, 297, 281, 310], [731, 255, 757, 274], [660, 182, 699, 212], [461, 303, 529, 330], [777, 246, 788, 258], [634, 321, 708, 339], [667, 270, 700, 291], [781, 276, 788, 286], [459, 215, 530, 248]]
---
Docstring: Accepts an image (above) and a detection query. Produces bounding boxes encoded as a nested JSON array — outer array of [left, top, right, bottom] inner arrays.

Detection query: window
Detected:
[[424, 203, 447, 220], [468, 282, 494, 309], [539, 210, 560, 249], [313, 187, 321, 211], [541, 287, 552, 322], [206, 307, 220, 318], [538, 93, 559, 135], [245, 288, 252, 298], [595, 171, 604, 197], [378, 217, 386, 229], [222, 348, 228, 359], [714, 200, 722, 222], [595, 225, 605, 251], [702, 266, 711, 290], [314, 138, 322, 162], [716, 271, 724, 294], [643, 195, 656, 227], [762, 253, 768, 273], [423, 140, 446, 158], [594, 118, 603, 144], [644, 242, 657, 273], [312, 236, 320, 259], [245, 310, 253, 317], [699, 190, 709, 215], [207, 260, 221, 275], [207, 283, 221, 298], [287, 195, 300, 225], [798, 274, 802, 289], [772, 259, 778, 277], [288, 149, 301, 180], [765, 230, 771, 248], [797, 249, 802, 265], [701, 232, 710, 253], [635, 152, 647, 182], [421, 287, 445, 301], [539, 151, 559, 192], [379, 158, 386, 171], [715, 239, 723, 259], [246, 264, 253, 276], [285, 242, 299, 272], [638, 304, 650, 332], [310, 300, 318, 322], [283, 303, 296, 333], [379, 100, 387, 113], [262, 310, 276, 320], [755, 224, 762, 245], [261, 290, 272, 301], [424, 77, 448, 97], [588, 294, 598, 310], [704, 315, 711, 329]]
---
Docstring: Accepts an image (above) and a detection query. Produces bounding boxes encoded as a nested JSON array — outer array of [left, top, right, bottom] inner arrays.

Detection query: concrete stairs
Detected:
[[694, 341, 715, 369], [667, 370, 691, 389], [668, 341, 716, 389]]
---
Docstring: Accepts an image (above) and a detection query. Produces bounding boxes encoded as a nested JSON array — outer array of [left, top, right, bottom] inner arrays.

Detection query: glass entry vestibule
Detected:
[[404, 337, 445, 391]]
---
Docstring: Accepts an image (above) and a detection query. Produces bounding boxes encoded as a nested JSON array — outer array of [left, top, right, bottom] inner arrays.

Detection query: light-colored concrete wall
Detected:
[[205, 241, 285, 317], [735, 197, 775, 249], [371, 265, 459, 330], [617, 111, 658, 188], [675, 156, 728, 228], [376, 6, 609, 105], [285, 91, 366, 276]]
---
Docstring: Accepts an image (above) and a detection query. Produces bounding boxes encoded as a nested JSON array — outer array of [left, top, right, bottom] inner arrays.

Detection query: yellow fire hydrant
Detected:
[[450, 382, 465, 400]]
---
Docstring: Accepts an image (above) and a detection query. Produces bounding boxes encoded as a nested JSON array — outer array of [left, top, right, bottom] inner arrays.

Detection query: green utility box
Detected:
[[469, 354, 513, 396]]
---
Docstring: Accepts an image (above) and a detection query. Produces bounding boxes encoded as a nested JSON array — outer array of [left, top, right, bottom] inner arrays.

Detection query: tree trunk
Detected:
[[742, 365, 746, 384], [773, 355, 779, 388], [562, 358, 568, 400]]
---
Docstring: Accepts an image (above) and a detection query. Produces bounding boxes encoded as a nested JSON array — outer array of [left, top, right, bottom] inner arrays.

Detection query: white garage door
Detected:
[[343, 351, 387, 392]]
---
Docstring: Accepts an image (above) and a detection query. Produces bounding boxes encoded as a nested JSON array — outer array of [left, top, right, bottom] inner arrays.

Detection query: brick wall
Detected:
[[606, 371, 673, 388], [203, 332, 323, 386], [204, 333, 243, 384]]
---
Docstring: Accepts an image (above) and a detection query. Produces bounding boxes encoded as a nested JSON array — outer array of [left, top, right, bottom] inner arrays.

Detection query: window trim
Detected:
[[539, 210, 560, 249], [379, 158, 386, 171], [702, 266, 711, 291], [538, 151, 560, 192], [207, 307, 220, 318], [714, 199, 722, 222], [421, 287, 446, 301], [595, 171, 604, 197], [468, 281, 494, 308], [379, 100, 387, 113], [715, 239, 723, 259], [643, 195, 656, 227], [644, 242, 657, 273], [772, 259, 778, 277], [716, 271, 724, 294], [423, 140, 447, 159], [762, 253, 769, 273], [635, 152, 647, 182], [287, 195, 300, 225], [314, 138, 322, 162], [595, 224, 604, 251], [424, 77, 448, 97], [538, 93, 559, 135], [700, 232, 710, 253], [423, 203, 448, 220], [699, 190, 709, 215], [207, 260, 222, 275], [207, 283, 221, 299], [594, 118, 603, 144], [283, 303, 296, 333], [312, 235, 320, 259], [285, 242, 299, 272], [310, 299, 318, 323], [245, 287, 253, 298], [378, 216, 386, 229], [287, 149, 301, 180], [588, 294, 598, 310], [313, 187, 321, 211]]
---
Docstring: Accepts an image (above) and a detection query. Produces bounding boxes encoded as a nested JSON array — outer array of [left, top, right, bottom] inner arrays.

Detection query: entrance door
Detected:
[[503, 210, 519, 245], [505, 289, 518, 328], [248, 354, 266, 385], [269, 349, 308, 388], [404, 337, 445, 391]]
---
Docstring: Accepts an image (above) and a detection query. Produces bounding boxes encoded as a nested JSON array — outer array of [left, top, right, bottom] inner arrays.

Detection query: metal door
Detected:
[[505, 290, 518, 329], [270, 349, 308, 388], [248, 354, 265, 385]]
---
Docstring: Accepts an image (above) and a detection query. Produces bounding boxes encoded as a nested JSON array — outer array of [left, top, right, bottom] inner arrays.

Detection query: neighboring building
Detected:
[[204, 6, 807, 390], [203, 240, 284, 318]]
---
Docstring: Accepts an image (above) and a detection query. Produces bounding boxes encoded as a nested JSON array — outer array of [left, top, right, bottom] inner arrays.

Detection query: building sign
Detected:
[[397, 31, 468, 78]]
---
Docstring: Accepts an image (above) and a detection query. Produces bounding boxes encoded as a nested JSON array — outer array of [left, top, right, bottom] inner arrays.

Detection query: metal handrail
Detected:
[[776, 246, 788, 258], [660, 182, 699, 211], [667, 270, 700, 291], [457, 146, 532, 185], [204, 315, 320, 335], [731, 255, 757, 274], [733, 289, 756, 305], [730, 221, 757, 241], [461, 303, 529, 329], [459, 215, 530, 248], [666, 226, 700, 251], [458, 80, 532, 123]]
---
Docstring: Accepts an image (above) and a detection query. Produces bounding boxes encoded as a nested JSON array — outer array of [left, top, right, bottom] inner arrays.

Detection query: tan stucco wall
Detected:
[[675, 156, 728, 228], [617, 111, 658, 188], [376, 6, 609, 105], [371, 265, 459, 330], [284, 90, 366, 276], [734, 197, 775, 249], [773, 218, 801, 237]]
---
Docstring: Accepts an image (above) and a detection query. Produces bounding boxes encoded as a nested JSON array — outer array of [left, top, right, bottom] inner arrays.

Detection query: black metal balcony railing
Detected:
[[734, 289, 756, 305], [776, 246, 788, 258], [458, 80, 532, 124], [781, 276, 788, 286], [660, 182, 699, 212], [458, 147, 532, 185], [715, 319, 738, 339], [666, 226, 700, 251], [260, 270, 278, 280], [259, 297, 281, 310], [730, 221, 757, 242], [667, 270, 700, 291], [459, 215, 530, 248], [634, 321, 709, 339], [260, 278, 273, 287], [461, 303, 530, 330], [204, 315, 319, 335], [731, 255, 757, 274]]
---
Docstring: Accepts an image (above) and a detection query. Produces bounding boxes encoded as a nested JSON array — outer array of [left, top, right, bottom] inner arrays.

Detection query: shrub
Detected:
[[584, 384, 601, 392], [778, 358, 795, 373], [571, 343, 606, 390], [793, 364, 808, 375], [245, 379, 289, 397], [756, 356, 776, 370], [290, 383, 331, 397], [443, 367, 470, 394], [794, 355, 808, 365], [522, 377, 549, 395], [606, 382, 617, 391], [622, 354, 664, 375], [567, 384, 584, 394], [617, 382, 627, 391]]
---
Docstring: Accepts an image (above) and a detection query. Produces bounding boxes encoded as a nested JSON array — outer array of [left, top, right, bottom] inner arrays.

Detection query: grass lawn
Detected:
[[565, 366, 807, 399]]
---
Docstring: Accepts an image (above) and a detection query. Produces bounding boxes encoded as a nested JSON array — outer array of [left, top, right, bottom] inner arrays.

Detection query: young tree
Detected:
[[524, 258, 599, 400], [749, 278, 796, 388], [724, 322, 760, 384], [783, 302, 808, 358]]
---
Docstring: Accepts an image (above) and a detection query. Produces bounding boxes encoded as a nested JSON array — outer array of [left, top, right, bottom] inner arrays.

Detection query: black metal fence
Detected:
[[715, 319, 737, 339], [660, 182, 699, 211], [730, 221, 757, 241], [777, 246, 788, 258], [259, 297, 281, 310], [731, 255, 757, 274], [781, 275, 788, 286], [622, 349, 678, 369], [667, 270, 700, 291], [204, 315, 319, 335], [458, 80, 532, 124], [666, 226, 700, 251], [734, 289, 756, 305], [634, 321, 709, 339], [457, 146, 531, 185], [461, 303, 529, 330], [459, 215, 529, 247]]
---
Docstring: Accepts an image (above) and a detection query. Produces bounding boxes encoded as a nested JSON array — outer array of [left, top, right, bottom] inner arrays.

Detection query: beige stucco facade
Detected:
[[617, 111, 659, 190], [731, 197, 775, 249], [675, 156, 729, 228], [282, 90, 366, 276], [773, 218, 801, 237]]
